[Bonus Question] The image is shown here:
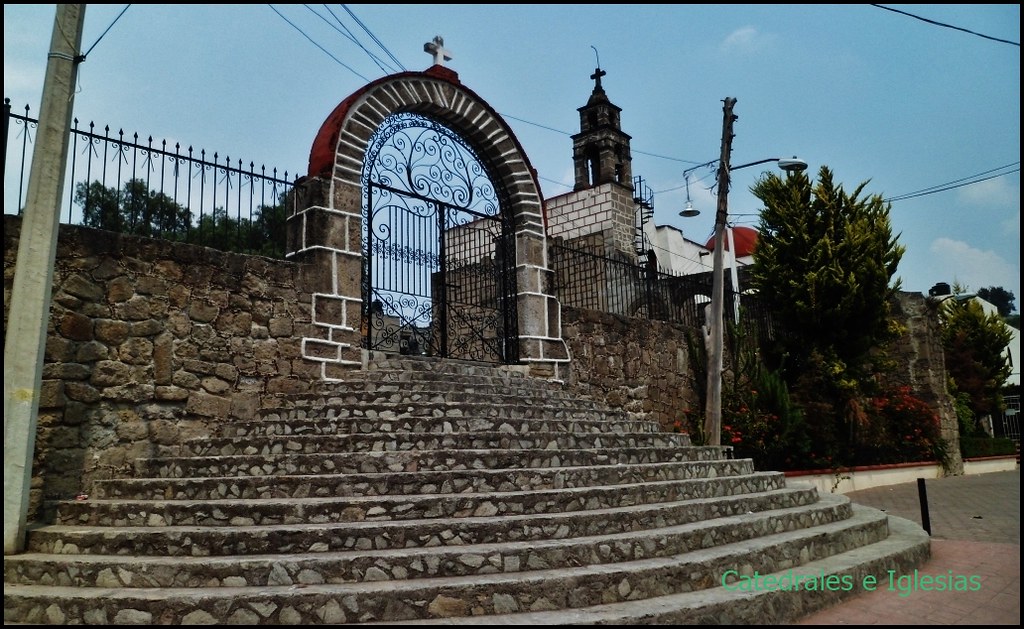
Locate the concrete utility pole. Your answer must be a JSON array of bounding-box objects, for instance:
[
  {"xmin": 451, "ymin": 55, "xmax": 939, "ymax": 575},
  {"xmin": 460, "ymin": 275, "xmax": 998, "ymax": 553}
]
[
  {"xmin": 703, "ymin": 97, "xmax": 737, "ymax": 448},
  {"xmin": 4, "ymin": 4, "xmax": 86, "ymax": 554}
]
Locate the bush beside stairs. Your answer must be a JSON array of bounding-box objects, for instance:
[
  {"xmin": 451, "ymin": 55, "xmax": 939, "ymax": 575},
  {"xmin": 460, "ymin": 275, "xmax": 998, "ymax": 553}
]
[{"xmin": 3, "ymin": 356, "xmax": 930, "ymax": 625}]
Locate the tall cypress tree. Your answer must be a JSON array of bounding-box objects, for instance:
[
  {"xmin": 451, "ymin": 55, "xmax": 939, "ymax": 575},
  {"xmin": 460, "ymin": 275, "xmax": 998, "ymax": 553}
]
[
  {"xmin": 745, "ymin": 166, "xmax": 907, "ymax": 464},
  {"xmin": 749, "ymin": 166, "xmax": 905, "ymax": 383}
]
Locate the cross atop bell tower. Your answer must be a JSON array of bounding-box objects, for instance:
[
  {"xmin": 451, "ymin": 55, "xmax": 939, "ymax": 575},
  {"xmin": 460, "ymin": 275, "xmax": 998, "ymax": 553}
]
[
  {"xmin": 424, "ymin": 36, "xmax": 453, "ymax": 67},
  {"xmin": 571, "ymin": 66, "xmax": 632, "ymax": 191}
]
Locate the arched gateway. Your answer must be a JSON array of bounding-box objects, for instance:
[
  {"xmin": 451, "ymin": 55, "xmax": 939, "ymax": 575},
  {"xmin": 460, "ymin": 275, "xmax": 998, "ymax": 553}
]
[{"xmin": 285, "ymin": 60, "xmax": 569, "ymax": 381}]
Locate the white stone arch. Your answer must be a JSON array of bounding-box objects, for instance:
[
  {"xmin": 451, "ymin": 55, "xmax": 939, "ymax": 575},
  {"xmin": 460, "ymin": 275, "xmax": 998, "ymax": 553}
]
[{"xmin": 286, "ymin": 67, "xmax": 569, "ymax": 381}]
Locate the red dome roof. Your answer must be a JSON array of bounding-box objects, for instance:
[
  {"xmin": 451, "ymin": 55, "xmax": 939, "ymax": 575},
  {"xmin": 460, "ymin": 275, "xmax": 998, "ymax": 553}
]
[{"xmin": 704, "ymin": 226, "xmax": 758, "ymax": 257}]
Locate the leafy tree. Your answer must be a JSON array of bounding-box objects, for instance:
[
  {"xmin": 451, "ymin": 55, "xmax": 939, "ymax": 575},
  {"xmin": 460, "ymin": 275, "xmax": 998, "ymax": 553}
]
[
  {"xmin": 939, "ymin": 293, "xmax": 1014, "ymax": 432},
  {"xmin": 245, "ymin": 194, "xmax": 289, "ymax": 258},
  {"xmin": 976, "ymin": 286, "xmax": 1017, "ymax": 319},
  {"xmin": 74, "ymin": 180, "xmax": 288, "ymax": 258},
  {"xmin": 749, "ymin": 166, "xmax": 905, "ymax": 383},
  {"xmin": 75, "ymin": 178, "xmax": 192, "ymax": 240},
  {"xmin": 77, "ymin": 180, "xmax": 125, "ymax": 232},
  {"xmin": 745, "ymin": 166, "xmax": 908, "ymax": 466}
]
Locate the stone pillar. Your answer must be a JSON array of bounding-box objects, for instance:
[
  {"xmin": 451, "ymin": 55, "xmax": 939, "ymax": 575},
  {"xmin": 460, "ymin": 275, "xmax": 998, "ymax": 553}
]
[
  {"xmin": 286, "ymin": 176, "xmax": 364, "ymax": 380},
  {"xmin": 894, "ymin": 292, "xmax": 964, "ymax": 475},
  {"xmin": 515, "ymin": 230, "xmax": 570, "ymax": 381}
]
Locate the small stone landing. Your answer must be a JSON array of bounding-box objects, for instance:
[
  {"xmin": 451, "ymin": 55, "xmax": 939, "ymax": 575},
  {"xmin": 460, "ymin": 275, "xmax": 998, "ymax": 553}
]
[{"xmin": 3, "ymin": 356, "xmax": 930, "ymax": 624}]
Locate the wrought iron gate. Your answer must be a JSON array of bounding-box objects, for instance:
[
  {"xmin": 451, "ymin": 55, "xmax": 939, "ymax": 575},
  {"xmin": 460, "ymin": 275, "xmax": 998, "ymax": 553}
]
[{"xmin": 361, "ymin": 113, "xmax": 518, "ymax": 364}]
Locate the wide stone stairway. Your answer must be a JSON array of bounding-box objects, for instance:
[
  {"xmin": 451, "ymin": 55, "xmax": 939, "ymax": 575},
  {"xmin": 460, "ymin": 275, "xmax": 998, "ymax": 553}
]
[{"xmin": 4, "ymin": 356, "xmax": 930, "ymax": 625}]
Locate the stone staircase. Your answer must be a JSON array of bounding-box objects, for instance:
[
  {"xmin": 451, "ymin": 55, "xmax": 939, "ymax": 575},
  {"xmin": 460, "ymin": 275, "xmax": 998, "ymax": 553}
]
[{"xmin": 3, "ymin": 356, "xmax": 930, "ymax": 625}]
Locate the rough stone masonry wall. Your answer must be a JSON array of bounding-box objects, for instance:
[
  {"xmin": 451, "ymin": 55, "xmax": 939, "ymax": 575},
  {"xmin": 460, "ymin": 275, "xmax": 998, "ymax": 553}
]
[
  {"xmin": 560, "ymin": 306, "xmax": 698, "ymax": 431},
  {"xmin": 888, "ymin": 292, "xmax": 965, "ymax": 474},
  {"xmin": 561, "ymin": 295, "xmax": 965, "ymax": 474},
  {"xmin": 3, "ymin": 215, "xmax": 320, "ymax": 518}
]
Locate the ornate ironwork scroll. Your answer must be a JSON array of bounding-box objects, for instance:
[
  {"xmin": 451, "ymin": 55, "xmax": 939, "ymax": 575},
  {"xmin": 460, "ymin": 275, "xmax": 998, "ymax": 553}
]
[{"xmin": 362, "ymin": 113, "xmax": 518, "ymax": 364}]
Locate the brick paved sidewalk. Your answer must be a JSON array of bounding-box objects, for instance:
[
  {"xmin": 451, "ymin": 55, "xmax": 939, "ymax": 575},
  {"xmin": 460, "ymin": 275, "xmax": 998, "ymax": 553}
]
[{"xmin": 796, "ymin": 468, "xmax": 1020, "ymax": 625}]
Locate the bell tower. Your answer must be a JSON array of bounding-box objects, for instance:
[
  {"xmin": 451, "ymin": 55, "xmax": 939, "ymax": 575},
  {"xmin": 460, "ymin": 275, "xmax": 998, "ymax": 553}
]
[
  {"xmin": 572, "ymin": 66, "xmax": 633, "ymax": 191},
  {"xmin": 545, "ymin": 64, "xmax": 643, "ymax": 259}
]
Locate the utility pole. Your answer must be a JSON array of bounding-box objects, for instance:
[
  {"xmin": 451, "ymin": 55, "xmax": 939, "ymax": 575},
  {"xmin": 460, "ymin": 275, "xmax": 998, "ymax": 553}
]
[
  {"xmin": 703, "ymin": 97, "xmax": 737, "ymax": 448},
  {"xmin": 4, "ymin": 4, "xmax": 86, "ymax": 554}
]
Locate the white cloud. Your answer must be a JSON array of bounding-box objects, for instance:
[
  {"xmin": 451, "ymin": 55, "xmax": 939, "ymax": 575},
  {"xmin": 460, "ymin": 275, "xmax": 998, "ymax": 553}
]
[
  {"xmin": 1001, "ymin": 211, "xmax": 1021, "ymax": 240},
  {"xmin": 720, "ymin": 27, "xmax": 775, "ymax": 54},
  {"xmin": 957, "ymin": 176, "xmax": 1020, "ymax": 209},
  {"xmin": 928, "ymin": 237, "xmax": 1019, "ymax": 298}
]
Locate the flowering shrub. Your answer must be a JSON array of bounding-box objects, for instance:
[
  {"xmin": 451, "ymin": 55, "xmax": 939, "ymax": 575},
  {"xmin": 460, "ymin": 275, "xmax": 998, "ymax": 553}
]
[
  {"xmin": 860, "ymin": 385, "xmax": 949, "ymax": 466},
  {"xmin": 719, "ymin": 368, "xmax": 813, "ymax": 471}
]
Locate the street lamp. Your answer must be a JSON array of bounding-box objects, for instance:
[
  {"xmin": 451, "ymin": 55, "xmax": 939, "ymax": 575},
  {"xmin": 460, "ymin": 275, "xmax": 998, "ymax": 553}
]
[{"xmin": 679, "ymin": 97, "xmax": 807, "ymax": 448}]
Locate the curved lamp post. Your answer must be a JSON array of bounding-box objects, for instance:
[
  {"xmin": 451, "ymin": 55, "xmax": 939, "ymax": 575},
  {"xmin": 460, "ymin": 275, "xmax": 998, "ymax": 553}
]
[{"xmin": 678, "ymin": 98, "xmax": 807, "ymax": 447}]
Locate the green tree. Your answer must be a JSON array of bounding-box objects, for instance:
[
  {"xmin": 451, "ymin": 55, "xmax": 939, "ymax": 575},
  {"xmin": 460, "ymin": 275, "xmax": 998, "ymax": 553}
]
[
  {"xmin": 75, "ymin": 178, "xmax": 192, "ymax": 240},
  {"xmin": 74, "ymin": 179, "xmax": 289, "ymax": 258},
  {"xmin": 976, "ymin": 286, "xmax": 1018, "ymax": 330},
  {"xmin": 976, "ymin": 286, "xmax": 1017, "ymax": 317},
  {"xmin": 191, "ymin": 198, "xmax": 288, "ymax": 258},
  {"xmin": 76, "ymin": 180, "xmax": 124, "ymax": 233},
  {"xmin": 939, "ymin": 294, "xmax": 1014, "ymax": 433},
  {"xmin": 246, "ymin": 193, "xmax": 289, "ymax": 258},
  {"xmin": 747, "ymin": 166, "xmax": 907, "ymax": 466},
  {"xmin": 749, "ymin": 166, "xmax": 905, "ymax": 382}
]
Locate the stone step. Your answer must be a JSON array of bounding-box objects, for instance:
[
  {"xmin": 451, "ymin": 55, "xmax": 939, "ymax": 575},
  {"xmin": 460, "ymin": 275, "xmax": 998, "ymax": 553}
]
[
  {"xmin": 2, "ymin": 506, "xmax": 905, "ymax": 625},
  {"xmin": 51, "ymin": 473, "xmax": 787, "ymax": 527},
  {"xmin": 138, "ymin": 446, "xmax": 730, "ymax": 479},
  {"xmin": 93, "ymin": 459, "xmax": 755, "ymax": 501},
  {"xmin": 358, "ymin": 357, "xmax": 552, "ymax": 380},
  {"xmin": 352, "ymin": 512, "xmax": 932, "ymax": 626},
  {"xmin": 268, "ymin": 384, "xmax": 615, "ymax": 408},
  {"xmin": 221, "ymin": 416, "xmax": 661, "ymax": 439},
  {"xmin": 6, "ymin": 494, "xmax": 851, "ymax": 588},
  {"xmin": 254, "ymin": 400, "xmax": 634, "ymax": 423},
  {"xmin": 165, "ymin": 431, "xmax": 693, "ymax": 458},
  {"xmin": 313, "ymin": 367, "xmax": 568, "ymax": 391},
  {"xmin": 25, "ymin": 485, "xmax": 820, "ymax": 557}
]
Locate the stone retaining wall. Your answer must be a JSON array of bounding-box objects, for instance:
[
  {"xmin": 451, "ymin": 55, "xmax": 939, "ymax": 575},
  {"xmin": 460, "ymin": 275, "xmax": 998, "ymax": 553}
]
[
  {"xmin": 4, "ymin": 215, "xmax": 320, "ymax": 516},
  {"xmin": 560, "ymin": 306, "xmax": 697, "ymax": 430}
]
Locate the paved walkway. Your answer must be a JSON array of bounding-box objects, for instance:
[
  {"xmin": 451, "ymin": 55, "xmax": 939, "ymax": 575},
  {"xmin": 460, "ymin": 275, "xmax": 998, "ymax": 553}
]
[{"xmin": 796, "ymin": 467, "xmax": 1020, "ymax": 625}]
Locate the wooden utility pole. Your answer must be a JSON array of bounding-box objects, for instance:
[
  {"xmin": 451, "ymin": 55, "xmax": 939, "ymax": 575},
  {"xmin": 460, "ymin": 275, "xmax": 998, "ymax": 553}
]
[
  {"xmin": 4, "ymin": 4, "xmax": 86, "ymax": 554},
  {"xmin": 704, "ymin": 97, "xmax": 737, "ymax": 447}
]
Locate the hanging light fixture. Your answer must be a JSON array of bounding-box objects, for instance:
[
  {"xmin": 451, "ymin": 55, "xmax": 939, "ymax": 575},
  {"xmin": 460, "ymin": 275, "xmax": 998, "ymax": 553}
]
[{"xmin": 679, "ymin": 173, "xmax": 700, "ymax": 217}]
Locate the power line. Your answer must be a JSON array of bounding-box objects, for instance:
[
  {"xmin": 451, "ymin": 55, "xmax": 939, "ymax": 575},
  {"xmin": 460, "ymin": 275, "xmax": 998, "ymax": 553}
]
[
  {"xmin": 499, "ymin": 112, "xmax": 708, "ymax": 166},
  {"xmin": 871, "ymin": 4, "xmax": 1020, "ymax": 47},
  {"xmin": 313, "ymin": 4, "xmax": 399, "ymax": 75},
  {"xmin": 886, "ymin": 162, "xmax": 1020, "ymax": 203},
  {"xmin": 267, "ymin": 4, "xmax": 371, "ymax": 83},
  {"xmin": 538, "ymin": 175, "xmax": 573, "ymax": 190},
  {"xmin": 80, "ymin": 5, "xmax": 131, "ymax": 59},
  {"xmin": 341, "ymin": 4, "xmax": 407, "ymax": 72},
  {"xmin": 500, "ymin": 113, "xmax": 572, "ymax": 136}
]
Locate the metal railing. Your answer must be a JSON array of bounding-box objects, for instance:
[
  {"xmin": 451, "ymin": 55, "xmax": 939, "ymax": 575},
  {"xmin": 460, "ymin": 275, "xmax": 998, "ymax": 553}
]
[
  {"xmin": 549, "ymin": 239, "xmax": 774, "ymax": 334},
  {"xmin": 998, "ymin": 394, "xmax": 1020, "ymax": 442},
  {"xmin": 4, "ymin": 98, "xmax": 297, "ymax": 257}
]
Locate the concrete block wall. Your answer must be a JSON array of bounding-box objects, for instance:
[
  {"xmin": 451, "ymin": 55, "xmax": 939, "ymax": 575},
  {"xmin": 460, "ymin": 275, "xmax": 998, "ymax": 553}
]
[{"xmin": 546, "ymin": 183, "xmax": 637, "ymax": 259}]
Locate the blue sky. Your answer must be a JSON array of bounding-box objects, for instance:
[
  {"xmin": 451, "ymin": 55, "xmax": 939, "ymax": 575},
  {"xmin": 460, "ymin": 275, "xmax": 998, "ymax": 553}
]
[{"xmin": 4, "ymin": 4, "xmax": 1020, "ymax": 309}]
